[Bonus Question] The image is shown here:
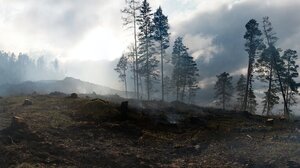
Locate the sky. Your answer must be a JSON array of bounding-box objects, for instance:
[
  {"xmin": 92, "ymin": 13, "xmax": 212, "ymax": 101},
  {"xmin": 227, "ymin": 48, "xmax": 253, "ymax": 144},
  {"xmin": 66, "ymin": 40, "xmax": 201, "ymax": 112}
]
[{"xmin": 0, "ymin": 0, "xmax": 300, "ymax": 90}]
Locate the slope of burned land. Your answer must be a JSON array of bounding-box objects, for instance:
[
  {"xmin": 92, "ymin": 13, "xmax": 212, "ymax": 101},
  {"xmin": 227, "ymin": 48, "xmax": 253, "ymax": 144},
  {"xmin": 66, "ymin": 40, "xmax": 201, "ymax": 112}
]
[{"xmin": 0, "ymin": 94, "xmax": 299, "ymax": 168}]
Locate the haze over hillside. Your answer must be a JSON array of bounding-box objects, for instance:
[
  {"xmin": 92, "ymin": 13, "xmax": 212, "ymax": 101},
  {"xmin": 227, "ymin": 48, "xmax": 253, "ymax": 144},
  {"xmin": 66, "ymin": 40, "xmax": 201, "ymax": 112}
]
[
  {"xmin": 0, "ymin": 1, "xmax": 300, "ymax": 167},
  {"xmin": 0, "ymin": 77, "xmax": 128, "ymax": 97},
  {"xmin": 0, "ymin": 0, "xmax": 299, "ymax": 116}
]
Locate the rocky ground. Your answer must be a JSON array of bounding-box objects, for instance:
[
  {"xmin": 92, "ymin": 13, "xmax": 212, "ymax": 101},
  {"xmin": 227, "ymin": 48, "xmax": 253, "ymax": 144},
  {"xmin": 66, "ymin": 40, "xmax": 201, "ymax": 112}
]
[{"xmin": 0, "ymin": 94, "xmax": 299, "ymax": 168}]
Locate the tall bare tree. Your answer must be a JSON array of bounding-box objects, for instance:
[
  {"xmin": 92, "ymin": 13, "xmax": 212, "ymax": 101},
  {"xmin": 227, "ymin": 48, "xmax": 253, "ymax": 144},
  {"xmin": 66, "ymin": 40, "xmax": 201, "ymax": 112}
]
[
  {"xmin": 262, "ymin": 17, "xmax": 289, "ymax": 117},
  {"xmin": 121, "ymin": 0, "xmax": 140, "ymax": 99}
]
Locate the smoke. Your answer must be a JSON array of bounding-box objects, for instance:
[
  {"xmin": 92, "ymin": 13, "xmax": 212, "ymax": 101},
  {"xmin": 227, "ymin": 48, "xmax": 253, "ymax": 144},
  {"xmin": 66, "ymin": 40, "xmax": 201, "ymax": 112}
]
[
  {"xmin": 0, "ymin": 51, "xmax": 64, "ymax": 85},
  {"xmin": 63, "ymin": 59, "xmax": 121, "ymax": 90}
]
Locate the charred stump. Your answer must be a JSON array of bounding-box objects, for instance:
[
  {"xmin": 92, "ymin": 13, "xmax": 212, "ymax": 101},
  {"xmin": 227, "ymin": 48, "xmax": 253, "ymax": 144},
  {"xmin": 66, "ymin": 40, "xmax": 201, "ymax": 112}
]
[
  {"xmin": 11, "ymin": 116, "xmax": 28, "ymax": 130},
  {"xmin": 266, "ymin": 118, "xmax": 274, "ymax": 126},
  {"xmin": 121, "ymin": 101, "xmax": 128, "ymax": 120},
  {"xmin": 23, "ymin": 99, "xmax": 33, "ymax": 106},
  {"xmin": 70, "ymin": 93, "xmax": 78, "ymax": 99}
]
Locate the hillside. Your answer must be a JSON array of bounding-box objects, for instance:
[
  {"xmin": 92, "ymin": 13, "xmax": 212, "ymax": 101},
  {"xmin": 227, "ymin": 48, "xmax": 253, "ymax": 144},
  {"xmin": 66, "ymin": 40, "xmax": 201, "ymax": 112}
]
[{"xmin": 0, "ymin": 77, "xmax": 129, "ymax": 97}]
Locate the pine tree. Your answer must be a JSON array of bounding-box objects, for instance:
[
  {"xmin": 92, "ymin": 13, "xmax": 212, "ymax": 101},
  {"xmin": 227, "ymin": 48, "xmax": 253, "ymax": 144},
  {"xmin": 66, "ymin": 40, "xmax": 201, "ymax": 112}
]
[
  {"xmin": 262, "ymin": 17, "xmax": 278, "ymax": 112},
  {"xmin": 153, "ymin": 6, "xmax": 170, "ymax": 101},
  {"xmin": 172, "ymin": 37, "xmax": 186, "ymax": 100},
  {"xmin": 163, "ymin": 76, "xmax": 173, "ymax": 101},
  {"xmin": 261, "ymin": 17, "xmax": 288, "ymax": 116},
  {"xmin": 282, "ymin": 49, "xmax": 299, "ymax": 112},
  {"xmin": 256, "ymin": 17, "xmax": 289, "ymax": 116},
  {"xmin": 214, "ymin": 72, "xmax": 233, "ymax": 110},
  {"xmin": 256, "ymin": 45, "xmax": 280, "ymax": 115},
  {"xmin": 121, "ymin": 0, "xmax": 140, "ymax": 99},
  {"xmin": 236, "ymin": 74, "xmax": 246, "ymax": 110},
  {"xmin": 187, "ymin": 85, "xmax": 199, "ymax": 104},
  {"xmin": 171, "ymin": 37, "xmax": 199, "ymax": 102},
  {"xmin": 126, "ymin": 44, "xmax": 137, "ymax": 94},
  {"xmin": 237, "ymin": 74, "xmax": 257, "ymax": 113},
  {"xmin": 243, "ymin": 19, "xmax": 263, "ymax": 111},
  {"xmin": 137, "ymin": 0, "xmax": 158, "ymax": 100},
  {"xmin": 115, "ymin": 54, "xmax": 129, "ymax": 98},
  {"xmin": 261, "ymin": 82, "xmax": 279, "ymax": 114},
  {"xmin": 247, "ymin": 89, "xmax": 258, "ymax": 114},
  {"xmin": 185, "ymin": 52, "xmax": 200, "ymax": 103}
]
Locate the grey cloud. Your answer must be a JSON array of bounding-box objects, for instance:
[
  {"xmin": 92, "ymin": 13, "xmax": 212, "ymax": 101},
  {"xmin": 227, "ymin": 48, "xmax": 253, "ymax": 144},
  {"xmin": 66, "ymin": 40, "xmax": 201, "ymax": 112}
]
[
  {"xmin": 172, "ymin": 0, "xmax": 300, "ymax": 79},
  {"xmin": 1, "ymin": 0, "xmax": 300, "ymax": 108},
  {"xmin": 6, "ymin": 0, "xmax": 122, "ymax": 48}
]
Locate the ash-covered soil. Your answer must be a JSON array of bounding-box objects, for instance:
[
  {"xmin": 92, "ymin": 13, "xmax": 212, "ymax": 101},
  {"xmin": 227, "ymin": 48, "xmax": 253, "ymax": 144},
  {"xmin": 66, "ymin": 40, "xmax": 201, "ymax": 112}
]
[{"xmin": 0, "ymin": 95, "xmax": 299, "ymax": 168}]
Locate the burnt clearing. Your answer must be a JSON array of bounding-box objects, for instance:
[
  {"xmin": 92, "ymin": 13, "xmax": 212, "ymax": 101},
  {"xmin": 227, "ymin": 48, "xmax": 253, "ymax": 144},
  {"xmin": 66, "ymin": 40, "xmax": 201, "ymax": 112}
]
[{"xmin": 0, "ymin": 95, "xmax": 299, "ymax": 168}]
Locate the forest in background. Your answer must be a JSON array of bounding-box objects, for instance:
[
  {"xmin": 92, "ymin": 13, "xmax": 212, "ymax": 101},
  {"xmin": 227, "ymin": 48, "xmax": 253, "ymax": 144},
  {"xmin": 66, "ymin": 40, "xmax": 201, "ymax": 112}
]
[
  {"xmin": 115, "ymin": 0, "xmax": 299, "ymax": 118},
  {"xmin": 0, "ymin": 51, "xmax": 63, "ymax": 84}
]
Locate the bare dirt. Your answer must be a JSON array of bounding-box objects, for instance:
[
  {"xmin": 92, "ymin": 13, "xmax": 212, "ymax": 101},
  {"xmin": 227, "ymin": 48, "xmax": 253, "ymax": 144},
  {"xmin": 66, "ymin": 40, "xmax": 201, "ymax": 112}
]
[{"xmin": 0, "ymin": 95, "xmax": 299, "ymax": 168}]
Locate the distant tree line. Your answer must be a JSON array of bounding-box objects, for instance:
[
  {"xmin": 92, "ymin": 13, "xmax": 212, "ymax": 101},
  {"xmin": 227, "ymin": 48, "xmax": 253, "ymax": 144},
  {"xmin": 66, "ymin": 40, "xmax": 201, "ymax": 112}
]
[
  {"xmin": 214, "ymin": 17, "xmax": 299, "ymax": 119},
  {"xmin": 116, "ymin": 0, "xmax": 199, "ymax": 102},
  {"xmin": 0, "ymin": 51, "xmax": 63, "ymax": 85}
]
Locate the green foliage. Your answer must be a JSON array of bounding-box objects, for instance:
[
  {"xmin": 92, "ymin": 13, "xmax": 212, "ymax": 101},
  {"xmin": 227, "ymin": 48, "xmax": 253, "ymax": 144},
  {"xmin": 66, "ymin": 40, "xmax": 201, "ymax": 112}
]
[
  {"xmin": 262, "ymin": 16, "xmax": 278, "ymax": 46},
  {"xmin": 256, "ymin": 17, "xmax": 287, "ymax": 116},
  {"xmin": 243, "ymin": 19, "xmax": 263, "ymax": 111},
  {"xmin": 163, "ymin": 76, "xmax": 173, "ymax": 100},
  {"xmin": 247, "ymin": 89, "xmax": 257, "ymax": 114},
  {"xmin": 214, "ymin": 72, "xmax": 233, "ymax": 110},
  {"xmin": 262, "ymin": 83, "xmax": 280, "ymax": 115},
  {"xmin": 282, "ymin": 49, "xmax": 299, "ymax": 112},
  {"xmin": 115, "ymin": 54, "xmax": 128, "ymax": 83},
  {"xmin": 137, "ymin": 0, "xmax": 159, "ymax": 100},
  {"xmin": 153, "ymin": 7, "xmax": 170, "ymax": 50},
  {"xmin": 115, "ymin": 54, "xmax": 129, "ymax": 97},
  {"xmin": 257, "ymin": 45, "xmax": 282, "ymax": 115},
  {"xmin": 171, "ymin": 37, "xmax": 199, "ymax": 102},
  {"xmin": 153, "ymin": 6, "xmax": 170, "ymax": 101},
  {"xmin": 236, "ymin": 74, "xmax": 246, "ymax": 110},
  {"xmin": 244, "ymin": 19, "xmax": 264, "ymax": 55}
]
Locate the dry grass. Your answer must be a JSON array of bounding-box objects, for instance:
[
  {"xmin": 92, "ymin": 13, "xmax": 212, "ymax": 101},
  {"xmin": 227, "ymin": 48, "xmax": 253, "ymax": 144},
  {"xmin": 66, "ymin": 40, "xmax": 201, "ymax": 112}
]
[
  {"xmin": 14, "ymin": 163, "xmax": 45, "ymax": 168},
  {"xmin": 75, "ymin": 98, "xmax": 120, "ymax": 121}
]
